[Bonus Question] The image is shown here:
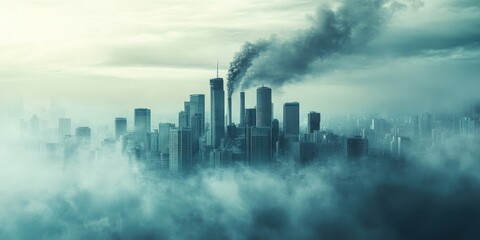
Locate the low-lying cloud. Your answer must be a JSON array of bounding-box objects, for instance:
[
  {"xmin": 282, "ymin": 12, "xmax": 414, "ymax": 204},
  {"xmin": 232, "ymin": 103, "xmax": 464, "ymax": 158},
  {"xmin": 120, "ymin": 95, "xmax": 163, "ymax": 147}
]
[{"xmin": 1, "ymin": 120, "xmax": 480, "ymax": 239}]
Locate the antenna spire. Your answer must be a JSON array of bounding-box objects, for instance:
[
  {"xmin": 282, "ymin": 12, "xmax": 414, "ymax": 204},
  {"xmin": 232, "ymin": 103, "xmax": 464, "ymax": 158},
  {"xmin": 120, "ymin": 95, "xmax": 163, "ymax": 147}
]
[{"xmin": 216, "ymin": 61, "xmax": 219, "ymax": 78}]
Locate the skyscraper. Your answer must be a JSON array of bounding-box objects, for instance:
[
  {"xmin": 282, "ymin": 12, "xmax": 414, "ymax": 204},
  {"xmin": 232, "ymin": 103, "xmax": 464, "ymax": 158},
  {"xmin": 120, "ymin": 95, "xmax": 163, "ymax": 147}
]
[
  {"xmin": 210, "ymin": 78, "xmax": 225, "ymax": 148},
  {"xmin": 246, "ymin": 127, "xmax": 272, "ymax": 166},
  {"xmin": 347, "ymin": 136, "xmax": 368, "ymax": 160},
  {"xmin": 134, "ymin": 108, "xmax": 151, "ymax": 133},
  {"xmin": 283, "ymin": 102, "xmax": 300, "ymax": 136},
  {"xmin": 115, "ymin": 117, "xmax": 127, "ymax": 139},
  {"xmin": 59, "ymin": 118, "xmax": 71, "ymax": 138},
  {"xmin": 256, "ymin": 86, "xmax": 272, "ymax": 127},
  {"xmin": 159, "ymin": 123, "xmax": 175, "ymax": 154},
  {"xmin": 189, "ymin": 94, "xmax": 205, "ymax": 135},
  {"xmin": 169, "ymin": 128, "xmax": 193, "ymax": 173},
  {"xmin": 240, "ymin": 92, "xmax": 245, "ymax": 126},
  {"xmin": 178, "ymin": 111, "xmax": 189, "ymax": 128},
  {"xmin": 75, "ymin": 127, "xmax": 91, "ymax": 146},
  {"xmin": 307, "ymin": 112, "xmax": 321, "ymax": 133},
  {"xmin": 245, "ymin": 108, "xmax": 256, "ymax": 127}
]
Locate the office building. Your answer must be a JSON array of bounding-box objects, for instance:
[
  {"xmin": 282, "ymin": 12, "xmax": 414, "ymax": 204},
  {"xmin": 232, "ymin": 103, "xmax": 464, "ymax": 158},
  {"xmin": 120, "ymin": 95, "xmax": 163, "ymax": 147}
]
[
  {"xmin": 246, "ymin": 126, "xmax": 272, "ymax": 166},
  {"xmin": 347, "ymin": 136, "xmax": 368, "ymax": 160},
  {"xmin": 75, "ymin": 127, "xmax": 91, "ymax": 146},
  {"xmin": 169, "ymin": 128, "xmax": 193, "ymax": 173},
  {"xmin": 210, "ymin": 78, "xmax": 225, "ymax": 148},
  {"xmin": 159, "ymin": 123, "xmax": 175, "ymax": 154},
  {"xmin": 283, "ymin": 102, "xmax": 300, "ymax": 136},
  {"xmin": 115, "ymin": 117, "xmax": 127, "ymax": 139},
  {"xmin": 189, "ymin": 94, "xmax": 205, "ymax": 136},
  {"xmin": 134, "ymin": 108, "xmax": 151, "ymax": 133},
  {"xmin": 308, "ymin": 112, "xmax": 321, "ymax": 133},
  {"xmin": 245, "ymin": 108, "xmax": 256, "ymax": 127},
  {"xmin": 256, "ymin": 86, "xmax": 272, "ymax": 127},
  {"xmin": 59, "ymin": 118, "xmax": 71, "ymax": 138}
]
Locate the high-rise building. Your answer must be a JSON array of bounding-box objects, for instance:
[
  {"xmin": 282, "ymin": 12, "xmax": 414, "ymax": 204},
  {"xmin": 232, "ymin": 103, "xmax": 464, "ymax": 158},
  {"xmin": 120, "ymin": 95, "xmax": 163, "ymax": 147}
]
[
  {"xmin": 246, "ymin": 127, "xmax": 272, "ymax": 166},
  {"xmin": 256, "ymin": 86, "xmax": 272, "ymax": 127},
  {"xmin": 347, "ymin": 136, "xmax": 368, "ymax": 160},
  {"xmin": 245, "ymin": 108, "xmax": 256, "ymax": 127},
  {"xmin": 307, "ymin": 112, "xmax": 321, "ymax": 133},
  {"xmin": 272, "ymin": 119, "xmax": 280, "ymax": 153},
  {"xmin": 134, "ymin": 108, "xmax": 151, "ymax": 133},
  {"xmin": 159, "ymin": 123, "xmax": 175, "ymax": 154},
  {"xmin": 189, "ymin": 94, "xmax": 205, "ymax": 135},
  {"xmin": 240, "ymin": 92, "xmax": 246, "ymax": 127},
  {"xmin": 210, "ymin": 78, "xmax": 225, "ymax": 148},
  {"xmin": 283, "ymin": 102, "xmax": 300, "ymax": 136},
  {"xmin": 169, "ymin": 128, "xmax": 193, "ymax": 173},
  {"xmin": 178, "ymin": 111, "xmax": 189, "ymax": 128},
  {"xmin": 75, "ymin": 127, "xmax": 91, "ymax": 146},
  {"xmin": 59, "ymin": 118, "xmax": 71, "ymax": 138},
  {"xmin": 30, "ymin": 115, "xmax": 39, "ymax": 136},
  {"xmin": 115, "ymin": 117, "xmax": 127, "ymax": 139}
]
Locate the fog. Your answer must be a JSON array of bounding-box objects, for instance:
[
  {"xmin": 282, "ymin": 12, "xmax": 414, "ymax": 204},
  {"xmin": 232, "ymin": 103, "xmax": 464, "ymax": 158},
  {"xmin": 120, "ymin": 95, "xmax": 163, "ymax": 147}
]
[{"xmin": 1, "ymin": 118, "xmax": 479, "ymax": 240}]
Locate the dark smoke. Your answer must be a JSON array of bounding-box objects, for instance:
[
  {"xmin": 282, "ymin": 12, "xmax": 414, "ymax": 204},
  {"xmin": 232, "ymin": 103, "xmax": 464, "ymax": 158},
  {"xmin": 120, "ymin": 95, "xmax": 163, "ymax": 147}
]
[{"xmin": 227, "ymin": 0, "xmax": 400, "ymax": 95}]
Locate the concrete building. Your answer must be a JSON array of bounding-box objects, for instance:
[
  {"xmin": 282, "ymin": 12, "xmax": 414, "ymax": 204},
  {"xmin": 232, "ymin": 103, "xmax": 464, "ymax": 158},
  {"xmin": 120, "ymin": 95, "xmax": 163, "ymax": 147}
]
[
  {"xmin": 210, "ymin": 78, "xmax": 225, "ymax": 148},
  {"xmin": 308, "ymin": 112, "xmax": 321, "ymax": 134},
  {"xmin": 59, "ymin": 118, "xmax": 72, "ymax": 139},
  {"xmin": 256, "ymin": 86, "xmax": 272, "ymax": 127},
  {"xmin": 283, "ymin": 102, "xmax": 300, "ymax": 136},
  {"xmin": 347, "ymin": 136, "xmax": 368, "ymax": 160},
  {"xmin": 134, "ymin": 108, "xmax": 151, "ymax": 133},
  {"xmin": 115, "ymin": 117, "xmax": 127, "ymax": 139},
  {"xmin": 169, "ymin": 128, "xmax": 193, "ymax": 173}
]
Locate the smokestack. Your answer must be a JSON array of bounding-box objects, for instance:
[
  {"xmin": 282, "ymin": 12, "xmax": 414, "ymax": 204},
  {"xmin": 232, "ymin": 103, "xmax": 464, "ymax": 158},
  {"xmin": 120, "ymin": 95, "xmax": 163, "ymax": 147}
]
[
  {"xmin": 240, "ymin": 92, "xmax": 245, "ymax": 126},
  {"xmin": 228, "ymin": 96, "xmax": 232, "ymax": 125}
]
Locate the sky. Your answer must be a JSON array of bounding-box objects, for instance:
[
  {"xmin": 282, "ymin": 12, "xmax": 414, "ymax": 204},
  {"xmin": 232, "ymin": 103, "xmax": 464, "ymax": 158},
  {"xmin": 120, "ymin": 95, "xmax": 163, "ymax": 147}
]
[{"xmin": 0, "ymin": 0, "xmax": 479, "ymax": 123}]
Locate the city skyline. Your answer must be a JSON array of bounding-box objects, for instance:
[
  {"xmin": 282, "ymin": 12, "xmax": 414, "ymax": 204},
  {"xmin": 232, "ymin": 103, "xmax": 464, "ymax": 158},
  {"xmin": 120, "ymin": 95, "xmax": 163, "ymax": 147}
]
[{"xmin": 1, "ymin": 0, "xmax": 480, "ymax": 239}]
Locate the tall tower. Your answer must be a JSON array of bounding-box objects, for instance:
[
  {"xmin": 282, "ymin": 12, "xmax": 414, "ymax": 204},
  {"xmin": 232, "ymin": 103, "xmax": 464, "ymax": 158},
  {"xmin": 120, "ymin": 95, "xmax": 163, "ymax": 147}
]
[
  {"xmin": 240, "ymin": 92, "xmax": 245, "ymax": 126},
  {"xmin": 283, "ymin": 102, "xmax": 300, "ymax": 136},
  {"xmin": 256, "ymin": 86, "xmax": 272, "ymax": 127},
  {"xmin": 210, "ymin": 78, "xmax": 225, "ymax": 148},
  {"xmin": 115, "ymin": 117, "xmax": 127, "ymax": 139},
  {"xmin": 134, "ymin": 108, "xmax": 151, "ymax": 133},
  {"xmin": 59, "ymin": 118, "xmax": 72, "ymax": 139},
  {"xmin": 189, "ymin": 94, "xmax": 205, "ymax": 135},
  {"xmin": 169, "ymin": 128, "xmax": 193, "ymax": 172},
  {"xmin": 245, "ymin": 108, "xmax": 256, "ymax": 127},
  {"xmin": 307, "ymin": 112, "xmax": 321, "ymax": 133}
]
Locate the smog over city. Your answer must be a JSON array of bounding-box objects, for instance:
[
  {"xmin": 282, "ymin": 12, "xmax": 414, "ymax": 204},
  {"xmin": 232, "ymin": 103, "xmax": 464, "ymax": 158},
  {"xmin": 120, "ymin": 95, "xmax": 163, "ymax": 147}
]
[{"xmin": 1, "ymin": 0, "xmax": 480, "ymax": 239}]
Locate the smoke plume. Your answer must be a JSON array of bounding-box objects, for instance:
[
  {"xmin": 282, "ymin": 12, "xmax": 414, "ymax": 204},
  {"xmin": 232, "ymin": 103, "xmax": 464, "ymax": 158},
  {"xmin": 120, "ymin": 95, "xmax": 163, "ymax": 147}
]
[{"xmin": 227, "ymin": 0, "xmax": 401, "ymax": 96}]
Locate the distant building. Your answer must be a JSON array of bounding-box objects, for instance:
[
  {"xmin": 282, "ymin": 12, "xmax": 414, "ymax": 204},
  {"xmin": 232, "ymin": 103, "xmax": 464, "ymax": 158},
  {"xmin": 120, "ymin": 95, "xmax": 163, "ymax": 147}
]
[
  {"xmin": 134, "ymin": 108, "xmax": 151, "ymax": 133},
  {"xmin": 115, "ymin": 117, "xmax": 127, "ymax": 139},
  {"xmin": 239, "ymin": 92, "xmax": 246, "ymax": 126},
  {"xmin": 59, "ymin": 118, "xmax": 72, "ymax": 139},
  {"xmin": 169, "ymin": 128, "xmax": 193, "ymax": 173},
  {"xmin": 210, "ymin": 78, "xmax": 225, "ymax": 148},
  {"xmin": 245, "ymin": 108, "xmax": 256, "ymax": 127},
  {"xmin": 210, "ymin": 149, "xmax": 233, "ymax": 168},
  {"xmin": 76, "ymin": 127, "xmax": 91, "ymax": 146},
  {"xmin": 256, "ymin": 86, "xmax": 272, "ymax": 127},
  {"xmin": 246, "ymin": 127, "xmax": 272, "ymax": 166},
  {"xmin": 178, "ymin": 111, "xmax": 189, "ymax": 128},
  {"xmin": 283, "ymin": 102, "xmax": 300, "ymax": 136},
  {"xmin": 308, "ymin": 112, "xmax": 321, "ymax": 134},
  {"xmin": 159, "ymin": 123, "xmax": 175, "ymax": 154},
  {"xmin": 189, "ymin": 94, "xmax": 205, "ymax": 135},
  {"xmin": 347, "ymin": 136, "xmax": 368, "ymax": 160}
]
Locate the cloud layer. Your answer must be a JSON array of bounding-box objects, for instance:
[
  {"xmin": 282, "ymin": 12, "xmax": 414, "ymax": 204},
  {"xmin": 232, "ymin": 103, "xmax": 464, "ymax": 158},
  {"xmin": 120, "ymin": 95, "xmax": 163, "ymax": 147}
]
[{"xmin": 1, "ymin": 120, "xmax": 480, "ymax": 239}]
